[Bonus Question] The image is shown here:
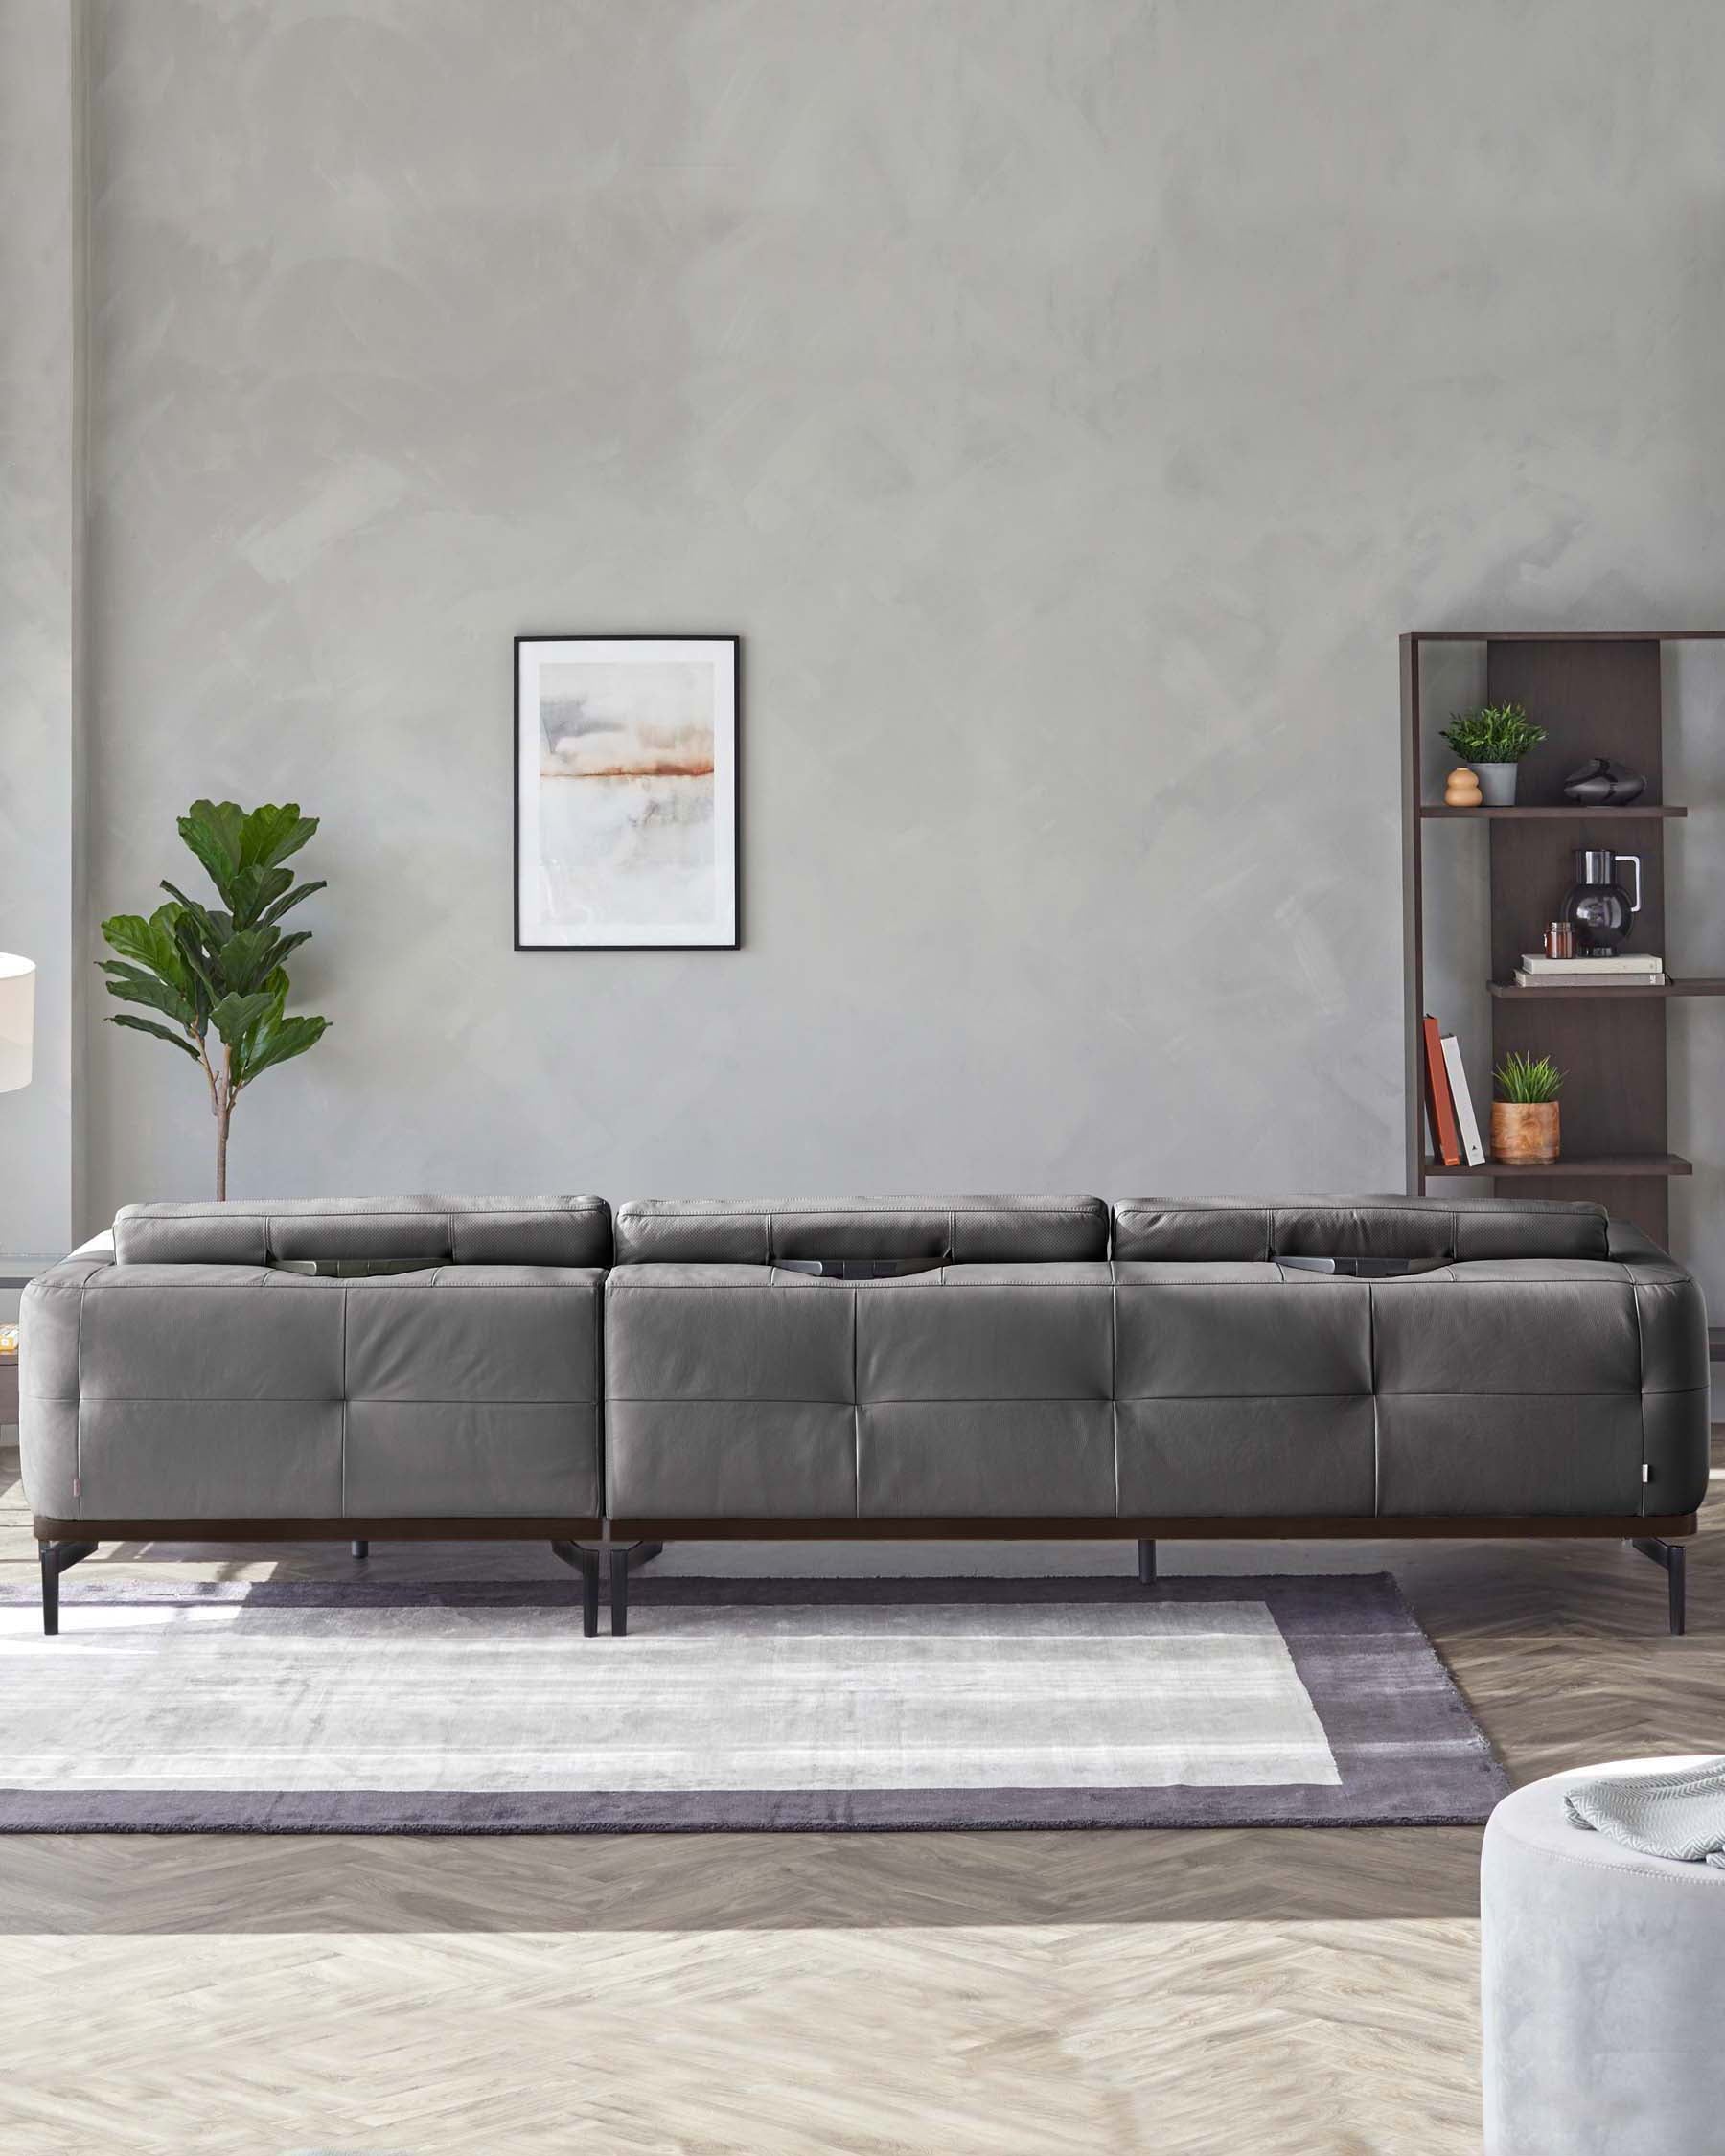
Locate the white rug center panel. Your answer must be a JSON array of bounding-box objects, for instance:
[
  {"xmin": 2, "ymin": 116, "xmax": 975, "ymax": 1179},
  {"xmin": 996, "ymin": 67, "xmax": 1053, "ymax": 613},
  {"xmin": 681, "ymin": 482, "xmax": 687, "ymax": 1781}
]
[{"xmin": 0, "ymin": 1599, "xmax": 1341, "ymax": 1793}]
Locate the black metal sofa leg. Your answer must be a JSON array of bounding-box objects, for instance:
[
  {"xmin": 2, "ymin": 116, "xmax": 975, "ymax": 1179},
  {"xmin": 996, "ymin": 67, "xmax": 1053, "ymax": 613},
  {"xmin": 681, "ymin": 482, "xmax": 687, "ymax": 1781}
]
[
  {"xmin": 550, "ymin": 1542, "xmax": 602, "ymax": 1637},
  {"xmin": 1631, "ymin": 1538, "xmax": 1687, "ymax": 1636},
  {"xmin": 350, "ymin": 1539, "xmax": 369, "ymax": 1560},
  {"xmin": 1138, "ymin": 1539, "xmax": 1156, "ymax": 1585},
  {"xmin": 38, "ymin": 1540, "xmax": 98, "ymax": 1638},
  {"xmin": 608, "ymin": 1540, "xmax": 665, "ymax": 1638}
]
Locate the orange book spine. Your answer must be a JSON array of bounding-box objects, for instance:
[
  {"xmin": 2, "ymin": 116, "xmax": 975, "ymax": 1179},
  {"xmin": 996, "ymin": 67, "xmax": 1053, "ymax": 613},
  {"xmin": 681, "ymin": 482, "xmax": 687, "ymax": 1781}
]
[{"xmin": 1422, "ymin": 1015, "xmax": 1461, "ymax": 1168}]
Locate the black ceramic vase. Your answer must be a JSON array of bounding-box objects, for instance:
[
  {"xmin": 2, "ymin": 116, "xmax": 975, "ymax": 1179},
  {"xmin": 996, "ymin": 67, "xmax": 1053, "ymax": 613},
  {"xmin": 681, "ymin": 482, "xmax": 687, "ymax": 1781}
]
[{"xmin": 1562, "ymin": 757, "xmax": 1646, "ymax": 807}]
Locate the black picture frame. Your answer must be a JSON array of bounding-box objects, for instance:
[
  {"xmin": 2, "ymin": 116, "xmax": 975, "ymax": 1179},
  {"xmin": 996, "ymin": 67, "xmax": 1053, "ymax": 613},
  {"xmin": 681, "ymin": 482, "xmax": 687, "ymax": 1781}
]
[{"xmin": 513, "ymin": 634, "xmax": 741, "ymax": 951}]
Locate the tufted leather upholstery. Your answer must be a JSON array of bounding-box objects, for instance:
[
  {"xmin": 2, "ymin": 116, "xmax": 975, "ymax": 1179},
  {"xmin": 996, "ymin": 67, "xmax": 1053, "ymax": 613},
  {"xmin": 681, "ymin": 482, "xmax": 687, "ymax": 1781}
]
[
  {"xmin": 113, "ymin": 1194, "xmax": 612, "ymax": 1269},
  {"xmin": 22, "ymin": 1204, "xmax": 606, "ymax": 1521},
  {"xmin": 606, "ymin": 1259, "xmax": 1118, "ymax": 1517},
  {"xmin": 612, "ymin": 1195, "xmax": 1109, "ymax": 1265},
  {"xmin": 1112, "ymin": 1194, "xmax": 1610, "ymax": 1263},
  {"xmin": 604, "ymin": 1198, "xmax": 1710, "ymax": 1523},
  {"xmin": 19, "ymin": 1191, "xmax": 1710, "ymax": 1536}
]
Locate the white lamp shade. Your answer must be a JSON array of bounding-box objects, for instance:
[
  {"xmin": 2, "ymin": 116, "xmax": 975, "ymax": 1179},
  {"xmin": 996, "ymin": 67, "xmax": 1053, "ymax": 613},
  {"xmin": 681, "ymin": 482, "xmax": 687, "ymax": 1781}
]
[{"xmin": 0, "ymin": 954, "xmax": 35, "ymax": 1092}]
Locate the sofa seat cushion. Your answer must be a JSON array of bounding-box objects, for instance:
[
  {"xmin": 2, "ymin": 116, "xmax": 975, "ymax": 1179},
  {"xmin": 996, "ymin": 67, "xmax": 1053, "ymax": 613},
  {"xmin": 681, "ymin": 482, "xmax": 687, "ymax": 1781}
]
[
  {"xmin": 20, "ymin": 1261, "xmax": 603, "ymax": 1522},
  {"xmin": 604, "ymin": 1260, "xmax": 1116, "ymax": 1520},
  {"xmin": 605, "ymin": 1265, "xmax": 856, "ymax": 1401},
  {"xmin": 1113, "ymin": 1261, "xmax": 1376, "ymax": 1518},
  {"xmin": 1114, "ymin": 1252, "xmax": 1691, "ymax": 1519},
  {"xmin": 1370, "ymin": 1261, "xmax": 1642, "ymax": 1395},
  {"xmin": 604, "ymin": 1235, "xmax": 1709, "ymax": 1525},
  {"xmin": 1369, "ymin": 1258, "xmax": 1660, "ymax": 1518}
]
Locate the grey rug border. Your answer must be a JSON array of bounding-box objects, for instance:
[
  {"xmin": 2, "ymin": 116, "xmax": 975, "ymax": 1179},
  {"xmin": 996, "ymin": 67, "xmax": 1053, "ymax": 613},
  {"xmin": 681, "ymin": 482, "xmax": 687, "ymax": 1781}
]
[{"xmin": 0, "ymin": 1572, "xmax": 1508, "ymax": 1834}]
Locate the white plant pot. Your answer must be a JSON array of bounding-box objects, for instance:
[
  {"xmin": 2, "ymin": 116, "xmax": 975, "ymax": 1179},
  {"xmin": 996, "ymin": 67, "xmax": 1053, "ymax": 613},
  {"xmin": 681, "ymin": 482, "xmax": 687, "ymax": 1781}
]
[{"xmin": 1472, "ymin": 762, "xmax": 1519, "ymax": 806}]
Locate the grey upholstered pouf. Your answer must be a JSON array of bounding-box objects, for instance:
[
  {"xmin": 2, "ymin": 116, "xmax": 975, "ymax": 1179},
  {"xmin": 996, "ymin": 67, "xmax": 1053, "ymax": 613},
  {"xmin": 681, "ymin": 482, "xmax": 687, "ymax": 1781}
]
[{"xmin": 1483, "ymin": 1759, "xmax": 1725, "ymax": 2156}]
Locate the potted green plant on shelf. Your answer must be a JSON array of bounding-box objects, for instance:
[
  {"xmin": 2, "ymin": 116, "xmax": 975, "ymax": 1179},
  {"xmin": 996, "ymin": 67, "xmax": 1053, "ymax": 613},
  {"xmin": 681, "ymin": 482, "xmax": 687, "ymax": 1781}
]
[
  {"xmin": 1440, "ymin": 703, "xmax": 1547, "ymax": 805},
  {"xmin": 98, "ymin": 800, "xmax": 330, "ymax": 1200},
  {"xmin": 1491, "ymin": 1051, "xmax": 1563, "ymax": 1164}
]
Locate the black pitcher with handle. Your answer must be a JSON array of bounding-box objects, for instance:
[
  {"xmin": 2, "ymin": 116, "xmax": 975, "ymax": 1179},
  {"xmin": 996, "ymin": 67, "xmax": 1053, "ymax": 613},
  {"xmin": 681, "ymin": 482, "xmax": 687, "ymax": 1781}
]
[{"xmin": 1561, "ymin": 847, "xmax": 1642, "ymax": 954}]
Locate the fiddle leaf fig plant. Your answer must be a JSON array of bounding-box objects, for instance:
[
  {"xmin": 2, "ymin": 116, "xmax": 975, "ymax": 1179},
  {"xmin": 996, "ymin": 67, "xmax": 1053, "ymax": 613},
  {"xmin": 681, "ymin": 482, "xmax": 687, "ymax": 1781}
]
[{"xmin": 100, "ymin": 800, "xmax": 330, "ymax": 1199}]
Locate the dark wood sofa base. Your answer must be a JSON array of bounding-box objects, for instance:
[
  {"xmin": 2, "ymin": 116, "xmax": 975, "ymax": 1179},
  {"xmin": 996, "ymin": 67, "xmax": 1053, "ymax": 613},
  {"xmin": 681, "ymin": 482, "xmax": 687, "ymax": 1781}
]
[
  {"xmin": 32, "ymin": 1515, "xmax": 609, "ymax": 1639},
  {"xmin": 32, "ymin": 1516, "xmax": 606, "ymax": 1542},
  {"xmin": 606, "ymin": 1514, "xmax": 1696, "ymax": 1542},
  {"xmin": 34, "ymin": 1513, "xmax": 1696, "ymax": 1638},
  {"xmin": 602, "ymin": 1514, "xmax": 1698, "ymax": 1638}
]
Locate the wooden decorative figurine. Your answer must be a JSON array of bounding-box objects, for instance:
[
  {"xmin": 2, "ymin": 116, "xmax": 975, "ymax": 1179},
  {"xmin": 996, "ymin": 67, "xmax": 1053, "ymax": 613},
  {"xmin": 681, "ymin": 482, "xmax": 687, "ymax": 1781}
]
[{"xmin": 1444, "ymin": 767, "xmax": 1484, "ymax": 807}]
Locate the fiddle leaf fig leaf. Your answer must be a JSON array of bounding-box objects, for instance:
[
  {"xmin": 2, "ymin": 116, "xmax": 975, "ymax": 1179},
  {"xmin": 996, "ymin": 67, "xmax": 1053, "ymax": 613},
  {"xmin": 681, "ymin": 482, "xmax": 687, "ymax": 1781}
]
[
  {"xmin": 240, "ymin": 803, "xmax": 318, "ymax": 871},
  {"xmin": 209, "ymin": 991, "xmax": 275, "ymax": 1048},
  {"xmin": 100, "ymin": 907, "xmax": 184, "ymax": 983},
  {"xmin": 100, "ymin": 964, "xmax": 197, "ymax": 1028},
  {"xmin": 265, "ymin": 929, "xmax": 311, "ymax": 971},
  {"xmin": 101, "ymin": 909, "xmax": 171, "ymax": 978},
  {"xmin": 239, "ymin": 1009, "xmax": 329, "ymax": 1087},
  {"xmin": 99, "ymin": 913, "xmax": 156, "ymax": 968},
  {"xmin": 159, "ymin": 881, "xmax": 232, "ymax": 945},
  {"xmin": 111, "ymin": 1013, "xmax": 202, "ymax": 1060},
  {"xmin": 258, "ymin": 879, "xmax": 325, "ymax": 927},
  {"xmin": 176, "ymin": 801, "xmax": 248, "ymax": 900},
  {"xmin": 169, "ymin": 919, "xmax": 218, "ymax": 1018},
  {"xmin": 224, "ymin": 863, "xmax": 294, "ymax": 930},
  {"xmin": 215, "ymin": 928, "xmax": 280, "ymax": 997}
]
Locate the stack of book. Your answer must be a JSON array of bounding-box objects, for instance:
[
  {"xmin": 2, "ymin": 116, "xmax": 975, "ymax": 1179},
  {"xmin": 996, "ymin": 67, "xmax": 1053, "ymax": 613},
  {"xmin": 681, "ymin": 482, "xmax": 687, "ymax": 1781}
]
[
  {"xmin": 1421, "ymin": 1015, "xmax": 1485, "ymax": 1167},
  {"xmin": 1512, "ymin": 952, "xmax": 1666, "ymax": 988}
]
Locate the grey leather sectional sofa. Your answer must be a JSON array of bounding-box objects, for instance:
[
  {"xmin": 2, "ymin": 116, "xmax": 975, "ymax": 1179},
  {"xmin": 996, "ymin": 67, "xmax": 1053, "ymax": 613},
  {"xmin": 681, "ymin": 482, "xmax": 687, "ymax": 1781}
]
[{"xmin": 19, "ymin": 1191, "xmax": 1709, "ymax": 1636}]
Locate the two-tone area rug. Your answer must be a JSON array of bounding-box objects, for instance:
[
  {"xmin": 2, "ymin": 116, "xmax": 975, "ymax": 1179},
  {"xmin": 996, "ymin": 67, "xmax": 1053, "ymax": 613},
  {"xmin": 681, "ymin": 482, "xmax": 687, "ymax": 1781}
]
[{"xmin": 0, "ymin": 1574, "xmax": 1506, "ymax": 1833}]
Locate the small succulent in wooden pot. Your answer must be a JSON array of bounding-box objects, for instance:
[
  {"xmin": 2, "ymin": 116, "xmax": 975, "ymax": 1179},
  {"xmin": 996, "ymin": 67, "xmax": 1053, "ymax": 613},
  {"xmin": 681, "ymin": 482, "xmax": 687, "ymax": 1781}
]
[{"xmin": 1490, "ymin": 1052, "xmax": 1563, "ymax": 1164}]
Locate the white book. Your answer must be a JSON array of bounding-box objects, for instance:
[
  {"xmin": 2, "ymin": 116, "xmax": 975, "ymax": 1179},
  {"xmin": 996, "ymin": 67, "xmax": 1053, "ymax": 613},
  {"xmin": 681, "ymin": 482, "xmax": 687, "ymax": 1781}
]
[
  {"xmin": 1439, "ymin": 1035, "xmax": 1485, "ymax": 1165},
  {"xmin": 1520, "ymin": 952, "xmax": 1663, "ymax": 973},
  {"xmin": 1514, "ymin": 969, "xmax": 1665, "ymax": 987}
]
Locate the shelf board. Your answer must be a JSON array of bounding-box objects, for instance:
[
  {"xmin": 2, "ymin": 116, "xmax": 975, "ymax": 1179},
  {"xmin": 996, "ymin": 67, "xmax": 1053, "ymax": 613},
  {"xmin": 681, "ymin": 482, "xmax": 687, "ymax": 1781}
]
[
  {"xmin": 1406, "ymin": 631, "xmax": 1725, "ymax": 643},
  {"xmin": 1420, "ymin": 803, "xmax": 1687, "ymax": 819},
  {"xmin": 1488, "ymin": 977, "xmax": 1725, "ymax": 998},
  {"xmin": 1423, "ymin": 1154, "xmax": 1694, "ymax": 1178}
]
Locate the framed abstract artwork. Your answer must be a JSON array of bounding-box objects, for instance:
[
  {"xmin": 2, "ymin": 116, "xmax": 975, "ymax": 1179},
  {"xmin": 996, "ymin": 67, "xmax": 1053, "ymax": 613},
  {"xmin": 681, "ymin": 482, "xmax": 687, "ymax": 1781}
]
[{"xmin": 514, "ymin": 635, "xmax": 739, "ymax": 949}]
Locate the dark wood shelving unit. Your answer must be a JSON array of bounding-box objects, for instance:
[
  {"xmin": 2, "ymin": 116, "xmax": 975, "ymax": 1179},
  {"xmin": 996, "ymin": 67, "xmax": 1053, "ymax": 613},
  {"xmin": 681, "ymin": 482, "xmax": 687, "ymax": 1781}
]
[
  {"xmin": 1401, "ymin": 631, "xmax": 1718, "ymax": 1250},
  {"xmin": 1406, "ymin": 630, "xmax": 1725, "ymax": 642},
  {"xmin": 1487, "ymin": 978, "xmax": 1725, "ymax": 999},
  {"xmin": 1421, "ymin": 1154, "xmax": 1692, "ymax": 1180},
  {"xmin": 1420, "ymin": 803, "xmax": 1690, "ymax": 820}
]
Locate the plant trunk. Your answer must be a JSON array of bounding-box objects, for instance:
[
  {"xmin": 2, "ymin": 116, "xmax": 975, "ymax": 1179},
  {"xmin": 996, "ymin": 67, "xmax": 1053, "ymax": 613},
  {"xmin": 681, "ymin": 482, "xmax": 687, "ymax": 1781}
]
[{"xmin": 215, "ymin": 1100, "xmax": 230, "ymax": 1201}]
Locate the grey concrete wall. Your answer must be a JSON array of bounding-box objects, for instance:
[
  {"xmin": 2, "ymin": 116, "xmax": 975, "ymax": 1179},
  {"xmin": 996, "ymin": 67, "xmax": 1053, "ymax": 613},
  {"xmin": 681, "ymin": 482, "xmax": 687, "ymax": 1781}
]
[
  {"xmin": 0, "ymin": 0, "xmax": 85, "ymax": 1263},
  {"xmin": 58, "ymin": 2, "xmax": 1725, "ymax": 1289}
]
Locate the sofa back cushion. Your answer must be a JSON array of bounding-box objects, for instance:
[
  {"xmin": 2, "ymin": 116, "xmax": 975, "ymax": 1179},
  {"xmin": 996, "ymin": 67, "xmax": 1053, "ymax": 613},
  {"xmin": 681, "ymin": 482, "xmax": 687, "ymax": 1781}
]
[
  {"xmin": 613, "ymin": 1195, "xmax": 1110, "ymax": 1265},
  {"xmin": 1111, "ymin": 1194, "xmax": 1610, "ymax": 1263},
  {"xmin": 112, "ymin": 1195, "xmax": 612, "ymax": 1269}
]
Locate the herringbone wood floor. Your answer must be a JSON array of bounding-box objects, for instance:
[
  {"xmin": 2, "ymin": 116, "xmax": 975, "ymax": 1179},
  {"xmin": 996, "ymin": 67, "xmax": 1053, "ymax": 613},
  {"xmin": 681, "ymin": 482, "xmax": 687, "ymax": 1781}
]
[{"xmin": 1, "ymin": 1445, "xmax": 1719, "ymax": 2155}]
